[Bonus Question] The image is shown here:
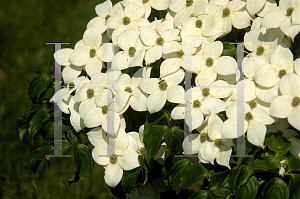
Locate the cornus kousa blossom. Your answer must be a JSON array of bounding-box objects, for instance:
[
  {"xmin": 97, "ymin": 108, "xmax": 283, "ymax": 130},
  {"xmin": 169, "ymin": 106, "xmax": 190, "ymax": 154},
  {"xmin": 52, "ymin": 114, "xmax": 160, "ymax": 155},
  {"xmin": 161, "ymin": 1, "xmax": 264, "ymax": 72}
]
[
  {"xmin": 269, "ymin": 73, "xmax": 300, "ymax": 131},
  {"xmin": 261, "ymin": 0, "xmax": 300, "ymax": 40},
  {"xmin": 90, "ymin": 127, "xmax": 139, "ymax": 187},
  {"xmin": 69, "ymin": 27, "xmax": 114, "ymax": 77},
  {"xmin": 140, "ymin": 68, "xmax": 185, "ymax": 113},
  {"xmin": 45, "ymin": 0, "xmax": 300, "ymax": 195}
]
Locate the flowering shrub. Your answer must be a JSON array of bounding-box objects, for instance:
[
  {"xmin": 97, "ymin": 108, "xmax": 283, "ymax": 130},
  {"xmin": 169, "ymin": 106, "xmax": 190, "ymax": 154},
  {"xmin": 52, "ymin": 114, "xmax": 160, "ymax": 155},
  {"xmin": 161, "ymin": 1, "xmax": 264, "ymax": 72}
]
[{"xmin": 19, "ymin": 0, "xmax": 300, "ymax": 198}]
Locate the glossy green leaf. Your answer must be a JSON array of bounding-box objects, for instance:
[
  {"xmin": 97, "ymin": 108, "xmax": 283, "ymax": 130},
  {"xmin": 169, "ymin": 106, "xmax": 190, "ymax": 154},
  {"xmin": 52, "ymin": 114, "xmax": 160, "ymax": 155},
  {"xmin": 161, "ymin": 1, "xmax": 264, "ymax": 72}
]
[
  {"xmin": 168, "ymin": 158, "xmax": 192, "ymax": 193},
  {"xmin": 235, "ymin": 175, "xmax": 259, "ymax": 199},
  {"xmin": 122, "ymin": 167, "xmax": 142, "ymax": 193},
  {"xmin": 188, "ymin": 190, "xmax": 212, "ymax": 199},
  {"xmin": 289, "ymin": 174, "xmax": 300, "ymax": 199},
  {"xmin": 30, "ymin": 145, "xmax": 54, "ymax": 166},
  {"xmin": 18, "ymin": 115, "xmax": 28, "ymax": 143},
  {"xmin": 262, "ymin": 177, "xmax": 289, "ymax": 199},
  {"xmin": 241, "ymin": 155, "xmax": 280, "ymax": 186},
  {"xmin": 39, "ymin": 117, "xmax": 54, "ymax": 140},
  {"xmin": 221, "ymin": 42, "xmax": 237, "ymax": 57},
  {"xmin": 143, "ymin": 125, "xmax": 168, "ymax": 163},
  {"xmin": 69, "ymin": 144, "xmax": 94, "ymax": 185},
  {"xmin": 165, "ymin": 126, "xmax": 184, "ymax": 154},
  {"xmin": 181, "ymin": 164, "xmax": 209, "ymax": 189},
  {"xmin": 28, "ymin": 71, "xmax": 52, "ymax": 99},
  {"xmin": 287, "ymin": 157, "xmax": 300, "ymax": 172},
  {"xmin": 265, "ymin": 134, "xmax": 291, "ymax": 157},
  {"xmin": 144, "ymin": 109, "xmax": 170, "ymax": 133},
  {"xmin": 210, "ymin": 170, "xmax": 232, "ymax": 196},
  {"xmin": 237, "ymin": 140, "xmax": 253, "ymax": 165},
  {"xmin": 29, "ymin": 145, "xmax": 54, "ymax": 189},
  {"xmin": 28, "ymin": 109, "xmax": 49, "ymax": 140}
]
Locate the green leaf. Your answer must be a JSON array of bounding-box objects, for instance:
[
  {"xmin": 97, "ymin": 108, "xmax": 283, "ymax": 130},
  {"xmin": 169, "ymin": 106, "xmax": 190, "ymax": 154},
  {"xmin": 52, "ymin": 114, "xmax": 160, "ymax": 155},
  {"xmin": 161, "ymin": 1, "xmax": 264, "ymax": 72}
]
[
  {"xmin": 18, "ymin": 115, "xmax": 28, "ymax": 143},
  {"xmin": 168, "ymin": 158, "xmax": 192, "ymax": 193},
  {"xmin": 221, "ymin": 42, "xmax": 237, "ymax": 57},
  {"xmin": 144, "ymin": 109, "xmax": 170, "ymax": 133},
  {"xmin": 289, "ymin": 174, "xmax": 300, "ymax": 199},
  {"xmin": 40, "ymin": 87, "xmax": 55, "ymax": 100},
  {"xmin": 287, "ymin": 157, "xmax": 300, "ymax": 172},
  {"xmin": 122, "ymin": 167, "xmax": 142, "ymax": 193},
  {"xmin": 265, "ymin": 134, "xmax": 291, "ymax": 157},
  {"xmin": 235, "ymin": 175, "xmax": 259, "ymax": 199},
  {"xmin": 262, "ymin": 177, "xmax": 289, "ymax": 199},
  {"xmin": 59, "ymin": 140, "xmax": 74, "ymax": 155},
  {"xmin": 28, "ymin": 71, "xmax": 52, "ymax": 99},
  {"xmin": 241, "ymin": 155, "xmax": 280, "ymax": 186},
  {"xmin": 188, "ymin": 190, "xmax": 212, "ymax": 199},
  {"xmin": 39, "ymin": 117, "xmax": 54, "ymax": 140},
  {"xmin": 237, "ymin": 140, "xmax": 253, "ymax": 165},
  {"xmin": 30, "ymin": 145, "xmax": 54, "ymax": 166},
  {"xmin": 165, "ymin": 126, "xmax": 184, "ymax": 154},
  {"xmin": 69, "ymin": 144, "xmax": 94, "ymax": 185},
  {"xmin": 28, "ymin": 109, "xmax": 49, "ymax": 140},
  {"xmin": 29, "ymin": 145, "xmax": 54, "ymax": 188},
  {"xmin": 210, "ymin": 170, "xmax": 232, "ymax": 196},
  {"xmin": 180, "ymin": 164, "xmax": 209, "ymax": 189},
  {"xmin": 143, "ymin": 125, "xmax": 168, "ymax": 163}
]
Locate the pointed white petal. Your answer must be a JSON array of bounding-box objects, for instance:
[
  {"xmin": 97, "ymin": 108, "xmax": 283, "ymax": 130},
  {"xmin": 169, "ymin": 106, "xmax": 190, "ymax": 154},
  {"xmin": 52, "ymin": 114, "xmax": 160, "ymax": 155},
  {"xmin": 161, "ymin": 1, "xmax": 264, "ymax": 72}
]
[
  {"xmin": 79, "ymin": 98, "xmax": 96, "ymax": 119},
  {"xmin": 84, "ymin": 107, "xmax": 104, "ymax": 128},
  {"xmin": 130, "ymin": 89, "xmax": 148, "ymax": 112},
  {"xmin": 247, "ymin": 120, "xmax": 266, "ymax": 148},
  {"xmin": 87, "ymin": 127, "xmax": 107, "ymax": 146},
  {"xmin": 54, "ymin": 48, "xmax": 73, "ymax": 66},
  {"xmin": 69, "ymin": 46, "xmax": 90, "ymax": 66},
  {"xmin": 213, "ymin": 56, "xmax": 237, "ymax": 75},
  {"xmin": 171, "ymin": 104, "xmax": 185, "ymax": 120},
  {"xmin": 269, "ymin": 95, "xmax": 294, "ymax": 118},
  {"xmin": 279, "ymin": 73, "xmax": 300, "ymax": 97},
  {"xmin": 62, "ymin": 65, "xmax": 81, "ymax": 84},
  {"xmin": 124, "ymin": 3, "xmax": 145, "ymax": 21},
  {"xmin": 252, "ymin": 107, "xmax": 275, "ymax": 125},
  {"xmin": 167, "ymin": 85, "xmax": 185, "ymax": 104},
  {"xmin": 70, "ymin": 111, "xmax": 85, "ymax": 132},
  {"xmin": 83, "ymin": 26, "xmax": 102, "ymax": 49},
  {"xmin": 254, "ymin": 64, "xmax": 280, "ymax": 88},
  {"xmin": 200, "ymin": 97, "xmax": 227, "ymax": 114},
  {"xmin": 204, "ymin": 41, "xmax": 223, "ymax": 59},
  {"xmin": 104, "ymin": 163, "xmax": 123, "ymax": 187},
  {"xmin": 138, "ymin": 26, "xmax": 158, "ymax": 47},
  {"xmin": 261, "ymin": 10, "xmax": 287, "ymax": 28},
  {"xmin": 147, "ymin": 91, "xmax": 167, "ymax": 114},
  {"xmin": 288, "ymin": 105, "xmax": 300, "ymax": 131},
  {"xmin": 222, "ymin": 117, "xmax": 248, "ymax": 139},
  {"xmin": 216, "ymin": 145, "xmax": 232, "ymax": 168},
  {"xmin": 182, "ymin": 133, "xmax": 201, "ymax": 155},
  {"xmin": 118, "ymin": 149, "xmax": 140, "ymax": 170},
  {"xmin": 145, "ymin": 46, "xmax": 162, "ymax": 65},
  {"xmin": 85, "ymin": 57, "xmax": 103, "ymax": 77},
  {"xmin": 208, "ymin": 113, "xmax": 223, "ymax": 140}
]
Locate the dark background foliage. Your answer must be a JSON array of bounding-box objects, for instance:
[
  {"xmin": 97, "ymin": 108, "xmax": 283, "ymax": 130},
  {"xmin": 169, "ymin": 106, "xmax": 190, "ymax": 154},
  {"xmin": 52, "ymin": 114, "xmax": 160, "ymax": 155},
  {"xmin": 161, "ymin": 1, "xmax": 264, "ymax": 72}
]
[{"xmin": 0, "ymin": 0, "xmax": 116, "ymax": 198}]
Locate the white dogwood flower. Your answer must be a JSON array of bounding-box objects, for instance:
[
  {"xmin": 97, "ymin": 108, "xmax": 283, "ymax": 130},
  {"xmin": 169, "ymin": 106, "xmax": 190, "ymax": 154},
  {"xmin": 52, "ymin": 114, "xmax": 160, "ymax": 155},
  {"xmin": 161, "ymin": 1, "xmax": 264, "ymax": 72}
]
[
  {"xmin": 261, "ymin": 0, "xmax": 300, "ymax": 40},
  {"xmin": 106, "ymin": 3, "xmax": 150, "ymax": 43},
  {"xmin": 269, "ymin": 73, "xmax": 300, "ymax": 131},
  {"xmin": 140, "ymin": 68, "xmax": 185, "ymax": 114},
  {"xmin": 91, "ymin": 128, "xmax": 140, "ymax": 187},
  {"xmin": 138, "ymin": 26, "xmax": 180, "ymax": 64},
  {"xmin": 69, "ymin": 27, "xmax": 114, "ymax": 77},
  {"xmin": 114, "ymin": 29, "xmax": 147, "ymax": 70},
  {"xmin": 196, "ymin": 41, "xmax": 238, "ymax": 86}
]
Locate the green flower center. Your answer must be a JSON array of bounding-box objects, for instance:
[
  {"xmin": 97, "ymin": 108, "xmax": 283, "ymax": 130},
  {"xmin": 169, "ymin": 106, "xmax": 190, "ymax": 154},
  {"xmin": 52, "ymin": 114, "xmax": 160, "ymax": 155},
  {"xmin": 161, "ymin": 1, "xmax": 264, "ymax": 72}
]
[
  {"xmin": 110, "ymin": 154, "xmax": 118, "ymax": 164},
  {"xmin": 200, "ymin": 133, "xmax": 208, "ymax": 140},
  {"xmin": 105, "ymin": 15, "xmax": 111, "ymax": 21},
  {"xmin": 249, "ymin": 100, "xmax": 257, "ymax": 109},
  {"xmin": 86, "ymin": 88, "xmax": 94, "ymax": 98},
  {"xmin": 292, "ymin": 97, "xmax": 300, "ymax": 107},
  {"xmin": 90, "ymin": 49, "xmax": 96, "ymax": 57},
  {"xmin": 177, "ymin": 50, "xmax": 184, "ymax": 58},
  {"xmin": 193, "ymin": 100, "xmax": 201, "ymax": 108},
  {"xmin": 125, "ymin": 87, "xmax": 132, "ymax": 93},
  {"xmin": 278, "ymin": 70, "xmax": 287, "ymax": 78},
  {"xmin": 186, "ymin": 0, "xmax": 193, "ymax": 6},
  {"xmin": 102, "ymin": 105, "xmax": 108, "ymax": 114},
  {"xmin": 206, "ymin": 57, "xmax": 214, "ymax": 66},
  {"xmin": 139, "ymin": 147, "xmax": 145, "ymax": 154},
  {"xmin": 195, "ymin": 20, "xmax": 202, "ymax": 28},
  {"xmin": 129, "ymin": 47, "xmax": 136, "ymax": 56},
  {"xmin": 69, "ymin": 82, "xmax": 75, "ymax": 89},
  {"xmin": 287, "ymin": 7, "xmax": 294, "ymax": 16},
  {"xmin": 156, "ymin": 37, "xmax": 164, "ymax": 46},
  {"xmin": 202, "ymin": 88, "xmax": 210, "ymax": 97},
  {"xmin": 245, "ymin": 112, "xmax": 253, "ymax": 121},
  {"xmin": 223, "ymin": 8, "xmax": 230, "ymax": 17},
  {"xmin": 123, "ymin": 17, "xmax": 130, "ymax": 25},
  {"xmin": 256, "ymin": 46, "xmax": 265, "ymax": 55},
  {"xmin": 143, "ymin": 0, "xmax": 149, "ymax": 3},
  {"xmin": 159, "ymin": 81, "xmax": 168, "ymax": 90},
  {"xmin": 215, "ymin": 139, "xmax": 222, "ymax": 147}
]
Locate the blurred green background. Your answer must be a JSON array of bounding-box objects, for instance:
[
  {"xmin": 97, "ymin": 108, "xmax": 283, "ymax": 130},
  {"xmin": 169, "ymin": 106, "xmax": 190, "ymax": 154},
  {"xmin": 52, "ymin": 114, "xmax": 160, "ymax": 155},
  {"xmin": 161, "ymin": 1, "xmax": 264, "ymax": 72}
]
[{"xmin": 0, "ymin": 0, "xmax": 117, "ymax": 198}]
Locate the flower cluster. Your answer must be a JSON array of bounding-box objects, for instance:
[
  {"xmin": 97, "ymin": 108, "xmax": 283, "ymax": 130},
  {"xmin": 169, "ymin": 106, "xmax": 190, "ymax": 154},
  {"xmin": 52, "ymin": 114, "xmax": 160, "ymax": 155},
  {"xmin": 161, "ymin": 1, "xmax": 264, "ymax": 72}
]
[{"xmin": 51, "ymin": 0, "xmax": 300, "ymax": 190}]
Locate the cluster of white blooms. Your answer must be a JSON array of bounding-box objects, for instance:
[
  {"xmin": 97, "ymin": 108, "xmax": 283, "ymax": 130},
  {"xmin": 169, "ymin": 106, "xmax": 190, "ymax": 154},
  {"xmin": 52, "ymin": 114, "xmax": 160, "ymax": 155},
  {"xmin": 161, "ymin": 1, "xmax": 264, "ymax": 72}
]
[{"xmin": 51, "ymin": 0, "xmax": 300, "ymax": 189}]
